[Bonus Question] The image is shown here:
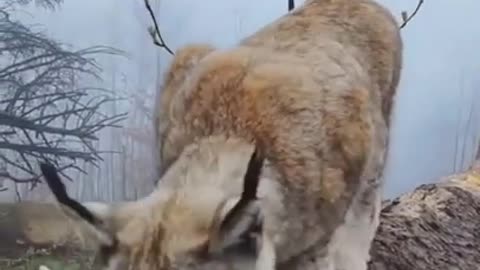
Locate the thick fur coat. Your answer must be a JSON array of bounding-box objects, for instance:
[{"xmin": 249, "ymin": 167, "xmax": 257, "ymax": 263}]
[
  {"xmin": 153, "ymin": 0, "xmax": 402, "ymax": 268},
  {"xmin": 41, "ymin": 1, "xmax": 403, "ymax": 270}
]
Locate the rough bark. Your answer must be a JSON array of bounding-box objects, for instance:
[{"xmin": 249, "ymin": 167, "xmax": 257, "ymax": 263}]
[{"xmin": 369, "ymin": 161, "xmax": 480, "ymax": 270}]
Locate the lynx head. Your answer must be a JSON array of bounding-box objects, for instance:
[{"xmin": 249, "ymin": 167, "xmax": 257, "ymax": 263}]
[{"xmin": 39, "ymin": 145, "xmax": 274, "ymax": 270}]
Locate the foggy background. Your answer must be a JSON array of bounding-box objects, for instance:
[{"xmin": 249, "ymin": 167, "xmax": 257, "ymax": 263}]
[{"xmin": 1, "ymin": 0, "xmax": 479, "ymax": 202}]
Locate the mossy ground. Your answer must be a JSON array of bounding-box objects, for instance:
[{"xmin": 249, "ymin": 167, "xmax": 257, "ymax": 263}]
[
  {"xmin": 0, "ymin": 247, "xmax": 95, "ymax": 270},
  {"xmin": 0, "ymin": 203, "xmax": 96, "ymax": 270}
]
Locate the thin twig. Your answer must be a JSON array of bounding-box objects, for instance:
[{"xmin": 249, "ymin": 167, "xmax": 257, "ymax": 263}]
[
  {"xmin": 143, "ymin": 0, "xmax": 174, "ymax": 55},
  {"xmin": 0, "ymin": 111, "xmax": 98, "ymax": 140},
  {"xmin": 400, "ymin": 0, "xmax": 424, "ymax": 29},
  {"xmin": 0, "ymin": 171, "xmax": 42, "ymax": 183}
]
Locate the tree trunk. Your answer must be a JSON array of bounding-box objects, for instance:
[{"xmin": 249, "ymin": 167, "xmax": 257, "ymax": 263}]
[
  {"xmin": 369, "ymin": 161, "xmax": 480, "ymax": 270},
  {"xmin": 476, "ymin": 142, "xmax": 480, "ymax": 161}
]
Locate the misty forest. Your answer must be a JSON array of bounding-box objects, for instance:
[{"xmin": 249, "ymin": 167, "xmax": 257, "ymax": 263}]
[{"xmin": 0, "ymin": 0, "xmax": 480, "ymax": 269}]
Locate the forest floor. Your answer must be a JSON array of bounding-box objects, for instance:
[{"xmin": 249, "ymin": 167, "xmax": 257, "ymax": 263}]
[{"xmin": 0, "ymin": 203, "xmax": 96, "ymax": 270}]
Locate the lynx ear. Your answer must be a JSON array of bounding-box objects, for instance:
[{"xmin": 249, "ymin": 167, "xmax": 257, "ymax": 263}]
[
  {"xmin": 39, "ymin": 162, "xmax": 116, "ymax": 247},
  {"xmin": 208, "ymin": 148, "xmax": 265, "ymax": 254}
]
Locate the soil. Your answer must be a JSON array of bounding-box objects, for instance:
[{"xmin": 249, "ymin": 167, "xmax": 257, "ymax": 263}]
[{"xmin": 0, "ymin": 203, "xmax": 96, "ymax": 270}]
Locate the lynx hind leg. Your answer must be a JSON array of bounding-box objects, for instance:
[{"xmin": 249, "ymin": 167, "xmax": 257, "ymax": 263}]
[{"xmin": 330, "ymin": 178, "xmax": 383, "ymax": 270}]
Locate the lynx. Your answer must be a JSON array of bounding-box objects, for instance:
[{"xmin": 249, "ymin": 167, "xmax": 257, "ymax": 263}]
[{"xmin": 41, "ymin": 0, "xmax": 402, "ymax": 269}]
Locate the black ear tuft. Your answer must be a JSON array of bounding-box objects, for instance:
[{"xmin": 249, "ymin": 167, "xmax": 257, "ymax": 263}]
[
  {"xmin": 240, "ymin": 148, "xmax": 264, "ymax": 202},
  {"xmin": 219, "ymin": 148, "xmax": 264, "ymax": 232},
  {"xmin": 39, "ymin": 162, "xmax": 98, "ymax": 225},
  {"xmin": 39, "ymin": 162, "xmax": 69, "ymax": 201}
]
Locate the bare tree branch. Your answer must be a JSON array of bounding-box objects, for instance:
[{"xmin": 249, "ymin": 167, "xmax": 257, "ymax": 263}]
[
  {"xmin": 0, "ymin": 111, "xmax": 97, "ymax": 139},
  {"xmin": 0, "ymin": 4, "xmax": 127, "ymax": 192},
  {"xmin": 400, "ymin": 0, "xmax": 424, "ymax": 29},
  {"xmin": 0, "ymin": 162, "xmax": 73, "ymax": 190},
  {"xmin": 0, "ymin": 142, "xmax": 98, "ymax": 161},
  {"xmin": 143, "ymin": 0, "xmax": 174, "ymax": 55}
]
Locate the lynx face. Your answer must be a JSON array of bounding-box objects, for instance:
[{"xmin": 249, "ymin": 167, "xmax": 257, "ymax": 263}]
[{"xmin": 39, "ymin": 147, "xmax": 275, "ymax": 270}]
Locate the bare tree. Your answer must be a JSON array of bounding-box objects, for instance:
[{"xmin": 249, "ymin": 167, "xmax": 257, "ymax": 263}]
[{"xmin": 0, "ymin": 3, "xmax": 127, "ymax": 191}]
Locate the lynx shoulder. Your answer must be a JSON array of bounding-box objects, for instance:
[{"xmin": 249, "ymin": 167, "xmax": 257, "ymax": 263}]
[{"xmin": 42, "ymin": 1, "xmax": 402, "ymax": 270}]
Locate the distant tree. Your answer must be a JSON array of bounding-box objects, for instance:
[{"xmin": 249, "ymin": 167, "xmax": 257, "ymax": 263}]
[
  {"xmin": 476, "ymin": 140, "xmax": 480, "ymax": 160},
  {"xmin": 4, "ymin": 0, "xmax": 63, "ymax": 10},
  {"xmin": 0, "ymin": 1, "xmax": 126, "ymax": 191}
]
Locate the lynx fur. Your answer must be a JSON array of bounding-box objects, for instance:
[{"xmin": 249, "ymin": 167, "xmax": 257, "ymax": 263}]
[{"xmin": 41, "ymin": 0, "xmax": 402, "ymax": 270}]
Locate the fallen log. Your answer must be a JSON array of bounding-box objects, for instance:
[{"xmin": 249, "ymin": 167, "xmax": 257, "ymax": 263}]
[{"xmin": 369, "ymin": 162, "xmax": 480, "ymax": 270}]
